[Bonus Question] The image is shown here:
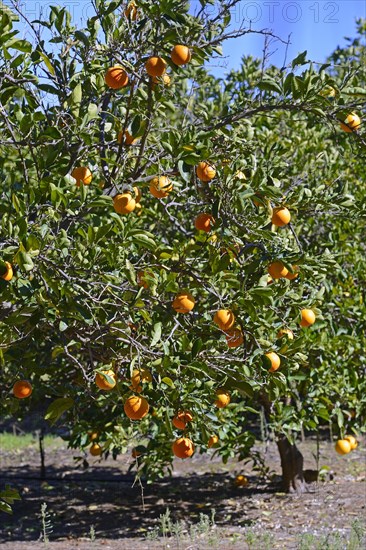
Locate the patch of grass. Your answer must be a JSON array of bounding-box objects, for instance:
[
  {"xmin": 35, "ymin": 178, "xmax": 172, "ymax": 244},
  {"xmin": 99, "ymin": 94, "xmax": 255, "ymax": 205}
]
[
  {"xmin": 298, "ymin": 520, "xmax": 366, "ymax": 550},
  {"xmin": 0, "ymin": 433, "xmax": 62, "ymax": 452}
]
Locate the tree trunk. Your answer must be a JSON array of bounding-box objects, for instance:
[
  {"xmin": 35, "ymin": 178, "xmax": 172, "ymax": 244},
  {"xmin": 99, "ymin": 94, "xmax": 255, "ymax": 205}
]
[{"xmin": 276, "ymin": 434, "xmax": 308, "ymax": 494}]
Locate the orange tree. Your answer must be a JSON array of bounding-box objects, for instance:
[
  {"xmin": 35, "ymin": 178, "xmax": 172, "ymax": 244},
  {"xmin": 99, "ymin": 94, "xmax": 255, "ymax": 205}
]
[{"xmin": 0, "ymin": 1, "xmax": 365, "ymax": 493}]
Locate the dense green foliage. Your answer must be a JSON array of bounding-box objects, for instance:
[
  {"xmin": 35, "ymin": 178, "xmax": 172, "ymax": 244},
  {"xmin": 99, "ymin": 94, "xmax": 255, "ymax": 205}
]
[{"xmin": 0, "ymin": 1, "xmax": 365, "ymax": 480}]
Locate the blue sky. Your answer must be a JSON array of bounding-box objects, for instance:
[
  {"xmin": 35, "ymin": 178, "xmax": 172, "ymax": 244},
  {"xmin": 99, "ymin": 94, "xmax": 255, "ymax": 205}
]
[{"xmin": 7, "ymin": 0, "xmax": 366, "ymax": 75}]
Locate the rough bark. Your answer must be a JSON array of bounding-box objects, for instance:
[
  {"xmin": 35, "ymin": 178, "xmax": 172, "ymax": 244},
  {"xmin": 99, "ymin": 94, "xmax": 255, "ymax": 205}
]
[{"xmin": 276, "ymin": 434, "xmax": 309, "ymax": 494}]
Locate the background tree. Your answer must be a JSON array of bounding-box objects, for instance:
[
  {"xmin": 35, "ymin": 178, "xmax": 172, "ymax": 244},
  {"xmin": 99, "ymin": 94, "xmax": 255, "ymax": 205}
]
[{"xmin": 0, "ymin": 1, "xmax": 365, "ymax": 493}]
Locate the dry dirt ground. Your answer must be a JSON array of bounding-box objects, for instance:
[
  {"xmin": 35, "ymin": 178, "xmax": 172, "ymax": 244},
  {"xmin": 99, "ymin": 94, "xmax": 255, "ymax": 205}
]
[{"xmin": 0, "ymin": 436, "xmax": 365, "ymax": 549}]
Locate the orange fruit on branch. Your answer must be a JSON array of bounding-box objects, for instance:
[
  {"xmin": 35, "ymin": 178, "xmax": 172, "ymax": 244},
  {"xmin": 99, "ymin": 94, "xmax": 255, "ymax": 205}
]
[
  {"xmin": 172, "ymin": 437, "xmax": 194, "ymax": 459},
  {"xmin": 194, "ymin": 213, "xmax": 214, "ymax": 232},
  {"xmin": 335, "ymin": 439, "xmax": 351, "ymax": 455},
  {"xmin": 277, "ymin": 328, "xmax": 294, "ymax": 340},
  {"xmin": 90, "ymin": 443, "xmax": 102, "ymax": 456},
  {"xmin": 113, "ymin": 193, "xmax": 136, "ymax": 214},
  {"xmin": 267, "ymin": 261, "xmax": 288, "ymax": 279},
  {"xmin": 285, "ymin": 265, "xmax": 300, "ymax": 280},
  {"xmin": 300, "ymin": 309, "xmax": 316, "ymax": 327},
  {"xmin": 214, "ymin": 388, "xmax": 230, "ymax": 408},
  {"xmin": 130, "ymin": 368, "xmax": 152, "ymax": 392},
  {"xmin": 208, "ymin": 435, "xmax": 219, "ymax": 448},
  {"xmin": 344, "ymin": 435, "xmax": 358, "ymax": 450},
  {"xmin": 149, "ymin": 176, "xmax": 173, "ymax": 198},
  {"xmin": 171, "ymin": 45, "xmax": 192, "ymax": 66},
  {"xmin": 265, "ymin": 351, "xmax": 281, "ymax": 373},
  {"xmin": 88, "ymin": 431, "xmax": 99, "ymax": 442},
  {"xmin": 0, "ymin": 261, "xmax": 13, "ymax": 281},
  {"xmin": 145, "ymin": 56, "xmax": 167, "ymax": 77},
  {"xmin": 214, "ymin": 309, "xmax": 235, "ymax": 331},
  {"xmin": 71, "ymin": 166, "xmax": 92, "ymax": 187},
  {"xmin": 196, "ymin": 161, "xmax": 216, "ymax": 182},
  {"xmin": 340, "ymin": 112, "xmax": 361, "ymax": 133},
  {"xmin": 105, "ymin": 66, "xmax": 129, "ymax": 89},
  {"xmin": 117, "ymin": 129, "xmax": 139, "ymax": 145},
  {"xmin": 172, "ymin": 411, "xmax": 193, "ymax": 430},
  {"xmin": 124, "ymin": 395, "xmax": 149, "ymax": 420},
  {"xmin": 124, "ymin": 1, "xmax": 138, "ymax": 20},
  {"xmin": 271, "ymin": 207, "xmax": 291, "ymax": 227},
  {"xmin": 235, "ymin": 474, "xmax": 249, "ymax": 487},
  {"xmin": 13, "ymin": 380, "xmax": 32, "ymax": 399},
  {"xmin": 225, "ymin": 327, "xmax": 243, "ymax": 348},
  {"xmin": 95, "ymin": 370, "xmax": 117, "ymax": 391},
  {"xmin": 172, "ymin": 292, "xmax": 195, "ymax": 313}
]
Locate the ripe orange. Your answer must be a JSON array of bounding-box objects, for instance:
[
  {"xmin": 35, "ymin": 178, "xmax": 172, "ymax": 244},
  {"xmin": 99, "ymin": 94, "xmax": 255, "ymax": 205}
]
[
  {"xmin": 95, "ymin": 370, "xmax": 117, "ymax": 390},
  {"xmin": 172, "ymin": 411, "xmax": 193, "ymax": 430},
  {"xmin": 105, "ymin": 66, "xmax": 129, "ymax": 89},
  {"xmin": 194, "ymin": 213, "xmax": 214, "ymax": 232},
  {"xmin": 172, "ymin": 292, "xmax": 195, "ymax": 313},
  {"xmin": 124, "ymin": 395, "xmax": 149, "ymax": 420},
  {"xmin": 130, "ymin": 368, "xmax": 152, "ymax": 393},
  {"xmin": 90, "ymin": 443, "xmax": 102, "ymax": 456},
  {"xmin": 145, "ymin": 56, "xmax": 167, "ymax": 77},
  {"xmin": 340, "ymin": 112, "xmax": 361, "ymax": 133},
  {"xmin": 113, "ymin": 193, "xmax": 136, "ymax": 214},
  {"xmin": 88, "ymin": 431, "xmax": 99, "ymax": 442},
  {"xmin": 285, "ymin": 265, "xmax": 300, "ymax": 280},
  {"xmin": 196, "ymin": 161, "xmax": 216, "ymax": 182},
  {"xmin": 124, "ymin": 1, "xmax": 138, "ymax": 20},
  {"xmin": 344, "ymin": 435, "xmax": 358, "ymax": 450},
  {"xmin": 208, "ymin": 435, "xmax": 219, "ymax": 448},
  {"xmin": 1, "ymin": 261, "xmax": 13, "ymax": 281},
  {"xmin": 149, "ymin": 176, "xmax": 173, "ymax": 198},
  {"xmin": 267, "ymin": 261, "xmax": 289, "ymax": 279},
  {"xmin": 235, "ymin": 474, "xmax": 249, "ymax": 487},
  {"xmin": 172, "ymin": 437, "xmax": 194, "ymax": 459},
  {"xmin": 214, "ymin": 388, "xmax": 230, "ymax": 408},
  {"xmin": 13, "ymin": 380, "xmax": 32, "ymax": 399},
  {"xmin": 335, "ymin": 439, "xmax": 351, "ymax": 455},
  {"xmin": 71, "ymin": 166, "xmax": 92, "ymax": 187},
  {"xmin": 271, "ymin": 207, "xmax": 291, "ymax": 227},
  {"xmin": 225, "ymin": 328, "xmax": 243, "ymax": 348},
  {"xmin": 265, "ymin": 352, "xmax": 281, "ymax": 373},
  {"xmin": 117, "ymin": 129, "xmax": 139, "ymax": 145},
  {"xmin": 277, "ymin": 328, "xmax": 294, "ymax": 340},
  {"xmin": 300, "ymin": 309, "xmax": 316, "ymax": 327},
  {"xmin": 171, "ymin": 45, "xmax": 191, "ymax": 66},
  {"xmin": 213, "ymin": 309, "xmax": 235, "ymax": 331}
]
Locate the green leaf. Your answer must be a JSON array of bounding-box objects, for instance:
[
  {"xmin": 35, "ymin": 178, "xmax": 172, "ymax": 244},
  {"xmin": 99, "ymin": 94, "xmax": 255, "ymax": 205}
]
[
  {"xmin": 257, "ymin": 79, "xmax": 282, "ymax": 94},
  {"xmin": 38, "ymin": 51, "xmax": 55, "ymax": 75},
  {"xmin": 45, "ymin": 397, "xmax": 74, "ymax": 425},
  {"xmin": 161, "ymin": 377, "xmax": 175, "ymax": 388},
  {"xmin": 150, "ymin": 322, "xmax": 162, "ymax": 347},
  {"xmin": 16, "ymin": 251, "xmax": 34, "ymax": 272},
  {"xmin": 7, "ymin": 38, "xmax": 32, "ymax": 53},
  {"xmin": 292, "ymin": 50, "xmax": 308, "ymax": 68}
]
